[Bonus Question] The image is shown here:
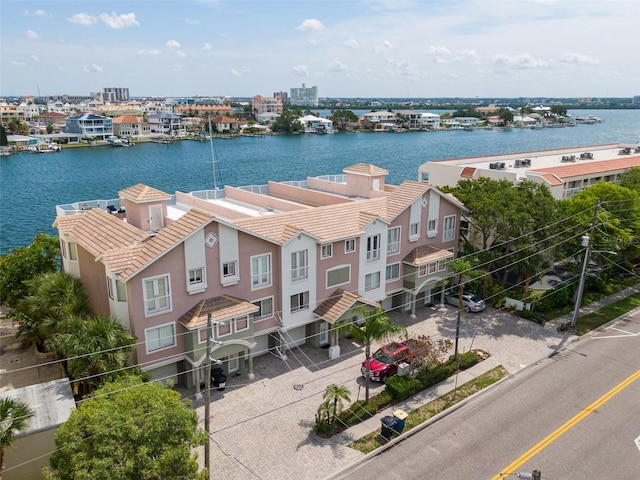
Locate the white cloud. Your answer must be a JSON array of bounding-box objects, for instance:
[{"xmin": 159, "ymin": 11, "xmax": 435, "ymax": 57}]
[
  {"xmin": 329, "ymin": 60, "xmax": 349, "ymax": 72},
  {"xmin": 83, "ymin": 63, "xmax": 104, "ymax": 73},
  {"xmin": 26, "ymin": 29, "xmax": 40, "ymax": 39},
  {"xmin": 344, "ymin": 37, "xmax": 359, "ymax": 49},
  {"xmin": 292, "ymin": 64, "xmax": 310, "ymax": 76},
  {"xmin": 492, "ymin": 53, "xmax": 549, "ymax": 70},
  {"xmin": 99, "ymin": 12, "xmax": 140, "ymax": 29},
  {"xmin": 185, "ymin": 18, "xmax": 199, "ymax": 25},
  {"xmin": 33, "ymin": 10, "xmax": 47, "ymax": 17},
  {"xmin": 12, "ymin": 60, "xmax": 27, "ymax": 67},
  {"xmin": 202, "ymin": 43, "xmax": 212, "ymax": 51},
  {"xmin": 385, "ymin": 58, "xmax": 419, "ymax": 78},
  {"xmin": 177, "ymin": 51, "xmax": 186, "ymax": 58},
  {"xmin": 137, "ymin": 49, "xmax": 162, "ymax": 56},
  {"xmin": 373, "ymin": 40, "xmax": 393, "ymax": 53},
  {"xmin": 165, "ymin": 39, "xmax": 181, "ymax": 49},
  {"xmin": 296, "ymin": 19, "xmax": 325, "ymax": 31},
  {"xmin": 559, "ymin": 52, "xmax": 598, "ymax": 66},
  {"xmin": 68, "ymin": 13, "xmax": 97, "ymax": 26},
  {"xmin": 32, "ymin": 55, "xmax": 40, "ymax": 62},
  {"xmin": 231, "ymin": 66, "xmax": 251, "ymax": 76}
]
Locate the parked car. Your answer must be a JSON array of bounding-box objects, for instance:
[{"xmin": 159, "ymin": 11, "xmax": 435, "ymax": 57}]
[
  {"xmin": 445, "ymin": 291, "xmax": 486, "ymax": 312},
  {"xmin": 361, "ymin": 339, "xmax": 428, "ymax": 382}
]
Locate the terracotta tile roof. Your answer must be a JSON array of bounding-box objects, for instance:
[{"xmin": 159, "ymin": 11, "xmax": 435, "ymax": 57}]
[
  {"xmin": 343, "ymin": 163, "xmax": 389, "ymax": 176},
  {"xmin": 104, "ymin": 209, "xmax": 214, "ymax": 280},
  {"xmin": 535, "ymin": 173, "xmax": 564, "ymax": 186},
  {"xmin": 384, "ymin": 181, "xmax": 431, "ymax": 221},
  {"xmin": 530, "ymin": 155, "xmax": 640, "ymax": 180},
  {"xmin": 313, "ymin": 289, "xmax": 379, "ymax": 325},
  {"xmin": 179, "ymin": 295, "xmax": 259, "ymax": 330},
  {"xmin": 112, "ymin": 114, "xmax": 141, "ymax": 124},
  {"xmin": 232, "ymin": 198, "xmax": 387, "ymax": 244},
  {"xmin": 54, "ymin": 209, "xmax": 148, "ymax": 257},
  {"xmin": 119, "ymin": 184, "xmax": 172, "ymax": 202},
  {"xmin": 403, "ymin": 245, "xmax": 454, "ymax": 265},
  {"xmin": 461, "ymin": 166, "xmax": 476, "ymax": 178}
]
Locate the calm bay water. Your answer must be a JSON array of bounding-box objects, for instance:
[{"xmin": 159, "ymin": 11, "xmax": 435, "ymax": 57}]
[{"xmin": 1, "ymin": 109, "xmax": 638, "ymax": 254}]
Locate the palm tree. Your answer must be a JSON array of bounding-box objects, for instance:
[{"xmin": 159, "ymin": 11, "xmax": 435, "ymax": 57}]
[
  {"xmin": 14, "ymin": 272, "xmax": 91, "ymax": 351},
  {"xmin": 0, "ymin": 398, "xmax": 34, "ymax": 474},
  {"xmin": 344, "ymin": 306, "xmax": 406, "ymax": 402},
  {"xmin": 46, "ymin": 314, "xmax": 135, "ymax": 398},
  {"xmin": 322, "ymin": 384, "xmax": 351, "ymax": 423}
]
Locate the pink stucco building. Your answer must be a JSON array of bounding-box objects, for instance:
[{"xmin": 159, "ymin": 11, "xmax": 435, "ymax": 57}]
[{"xmin": 54, "ymin": 164, "xmax": 465, "ymax": 391}]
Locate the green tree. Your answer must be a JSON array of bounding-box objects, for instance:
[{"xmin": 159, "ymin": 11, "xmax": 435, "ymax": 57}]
[
  {"xmin": 0, "ymin": 398, "xmax": 34, "ymax": 473},
  {"xmin": 0, "ymin": 233, "xmax": 60, "ymax": 307},
  {"xmin": 497, "ymin": 108, "xmax": 513, "ymax": 125},
  {"xmin": 619, "ymin": 166, "xmax": 640, "ymax": 193},
  {"xmin": 46, "ymin": 314, "xmax": 135, "ymax": 398},
  {"xmin": 0, "ymin": 124, "xmax": 8, "ymax": 146},
  {"xmin": 13, "ymin": 272, "xmax": 91, "ymax": 351},
  {"xmin": 328, "ymin": 109, "xmax": 359, "ymax": 131},
  {"xmin": 44, "ymin": 377, "xmax": 207, "ymax": 480},
  {"xmin": 322, "ymin": 384, "xmax": 351, "ymax": 424},
  {"xmin": 343, "ymin": 306, "xmax": 406, "ymax": 402},
  {"xmin": 271, "ymin": 106, "xmax": 303, "ymax": 133}
]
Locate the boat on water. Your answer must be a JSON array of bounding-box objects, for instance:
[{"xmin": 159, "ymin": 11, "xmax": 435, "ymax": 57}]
[
  {"xmin": 107, "ymin": 136, "xmax": 133, "ymax": 147},
  {"xmin": 151, "ymin": 136, "xmax": 175, "ymax": 144},
  {"xmin": 0, "ymin": 146, "xmax": 11, "ymax": 157},
  {"xmin": 27, "ymin": 143, "xmax": 62, "ymax": 153}
]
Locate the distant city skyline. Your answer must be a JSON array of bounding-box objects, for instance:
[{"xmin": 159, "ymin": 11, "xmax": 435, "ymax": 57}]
[{"xmin": 2, "ymin": 0, "xmax": 639, "ymax": 99}]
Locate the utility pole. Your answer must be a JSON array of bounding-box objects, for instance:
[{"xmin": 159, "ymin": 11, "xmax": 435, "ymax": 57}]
[
  {"xmin": 204, "ymin": 313, "xmax": 212, "ymax": 479},
  {"xmin": 571, "ymin": 200, "xmax": 600, "ymax": 328}
]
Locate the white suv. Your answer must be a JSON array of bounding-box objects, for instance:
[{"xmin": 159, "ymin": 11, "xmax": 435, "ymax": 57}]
[{"xmin": 445, "ymin": 292, "xmax": 486, "ymax": 312}]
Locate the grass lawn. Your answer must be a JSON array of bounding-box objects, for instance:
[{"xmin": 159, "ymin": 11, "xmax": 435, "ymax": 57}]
[
  {"xmin": 349, "ymin": 365, "xmax": 508, "ymax": 454},
  {"xmin": 576, "ymin": 292, "xmax": 640, "ymax": 335}
]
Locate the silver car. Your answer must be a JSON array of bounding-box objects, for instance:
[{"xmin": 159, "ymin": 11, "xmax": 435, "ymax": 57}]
[{"xmin": 445, "ymin": 292, "xmax": 486, "ymax": 312}]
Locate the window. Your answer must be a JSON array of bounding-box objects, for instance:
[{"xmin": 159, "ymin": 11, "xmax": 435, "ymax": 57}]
[
  {"xmin": 327, "ymin": 265, "xmax": 350, "ymax": 288},
  {"xmin": 290, "ymin": 291, "xmax": 309, "ymax": 313},
  {"xmin": 223, "ymin": 261, "xmax": 236, "ymax": 277},
  {"xmin": 143, "ymin": 275, "xmax": 172, "ymax": 315},
  {"xmin": 345, "ymin": 238, "xmax": 356, "ymax": 253},
  {"xmin": 421, "ymin": 172, "xmax": 429, "ymax": 182},
  {"xmin": 386, "ymin": 263, "xmax": 400, "ymax": 281},
  {"xmin": 443, "ymin": 215, "xmax": 456, "ymax": 242},
  {"xmin": 428, "ymin": 262, "xmax": 436, "ymax": 274},
  {"xmin": 145, "ymin": 323, "xmax": 175, "ymax": 352},
  {"xmin": 410, "ymin": 222, "xmax": 419, "ymax": 238},
  {"xmin": 438, "ymin": 259, "xmax": 447, "ymax": 271},
  {"xmin": 68, "ymin": 242, "xmax": 78, "ymax": 260},
  {"xmin": 291, "ymin": 250, "xmax": 308, "ymax": 281},
  {"xmin": 107, "ymin": 276, "xmax": 114, "ymax": 300},
  {"xmin": 365, "ymin": 272, "xmax": 381, "ymax": 291},
  {"xmin": 387, "ymin": 227, "xmax": 400, "ymax": 255},
  {"xmin": 188, "ymin": 267, "xmax": 204, "ymax": 285},
  {"xmin": 236, "ymin": 316, "xmax": 249, "ymax": 332},
  {"xmin": 116, "ymin": 280, "xmax": 127, "ymax": 302},
  {"xmin": 321, "ymin": 244, "xmax": 333, "ymax": 259},
  {"xmin": 418, "ymin": 265, "xmax": 427, "ymax": 277},
  {"xmin": 428, "ymin": 219, "xmax": 437, "ymax": 237},
  {"xmin": 366, "ymin": 234, "xmax": 380, "ymax": 261},
  {"xmin": 251, "ymin": 254, "xmax": 271, "ymax": 289},
  {"xmin": 216, "ymin": 321, "xmax": 231, "ymax": 337},
  {"xmin": 251, "ymin": 297, "xmax": 273, "ymax": 320}
]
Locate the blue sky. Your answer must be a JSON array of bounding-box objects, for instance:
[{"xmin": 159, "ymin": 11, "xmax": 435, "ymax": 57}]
[{"xmin": 1, "ymin": 0, "xmax": 638, "ymax": 99}]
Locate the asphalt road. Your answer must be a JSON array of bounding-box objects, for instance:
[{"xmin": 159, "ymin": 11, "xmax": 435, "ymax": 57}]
[{"xmin": 338, "ymin": 310, "xmax": 640, "ymax": 480}]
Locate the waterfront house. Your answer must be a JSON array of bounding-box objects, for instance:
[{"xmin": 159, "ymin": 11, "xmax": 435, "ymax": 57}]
[
  {"xmin": 360, "ymin": 111, "xmax": 397, "ymax": 129},
  {"xmin": 53, "ymin": 164, "xmax": 464, "ymax": 391},
  {"xmin": 298, "ymin": 114, "xmax": 334, "ymax": 134},
  {"xmin": 112, "ymin": 114, "xmax": 143, "ymax": 138},
  {"xmin": 147, "ymin": 112, "xmax": 182, "ymax": 136},
  {"xmin": 64, "ymin": 113, "xmax": 113, "ymax": 141},
  {"xmin": 252, "ymin": 95, "xmax": 283, "ymax": 117}
]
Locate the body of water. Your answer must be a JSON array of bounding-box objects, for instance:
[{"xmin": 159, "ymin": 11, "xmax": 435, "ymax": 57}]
[{"xmin": 1, "ymin": 109, "xmax": 638, "ymax": 254}]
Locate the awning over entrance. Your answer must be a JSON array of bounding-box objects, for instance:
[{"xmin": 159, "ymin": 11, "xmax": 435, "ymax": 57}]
[
  {"xmin": 403, "ymin": 244, "xmax": 454, "ymax": 266},
  {"xmin": 313, "ymin": 288, "xmax": 379, "ymax": 324},
  {"xmin": 179, "ymin": 295, "xmax": 259, "ymax": 329}
]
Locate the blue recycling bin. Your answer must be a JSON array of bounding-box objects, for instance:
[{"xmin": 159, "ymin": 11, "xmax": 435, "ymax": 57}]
[{"xmin": 393, "ymin": 409, "xmax": 408, "ymax": 433}]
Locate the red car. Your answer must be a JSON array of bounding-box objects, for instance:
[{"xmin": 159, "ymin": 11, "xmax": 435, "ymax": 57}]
[{"xmin": 361, "ymin": 339, "xmax": 426, "ymax": 382}]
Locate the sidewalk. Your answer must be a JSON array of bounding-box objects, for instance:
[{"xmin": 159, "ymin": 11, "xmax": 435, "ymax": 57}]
[{"xmin": 329, "ymin": 355, "xmax": 502, "ymax": 447}]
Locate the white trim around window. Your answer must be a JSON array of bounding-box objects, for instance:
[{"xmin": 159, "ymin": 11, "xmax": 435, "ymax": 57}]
[
  {"xmin": 427, "ymin": 219, "xmax": 437, "ymax": 238},
  {"xmin": 187, "ymin": 266, "xmax": 206, "ymax": 294},
  {"xmin": 365, "ymin": 271, "xmax": 381, "ymax": 291},
  {"xmin": 251, "ymin": 253, "xmax": 272, "ymax": 290},
  {"xmin": 145, "ymin": 322, "xmax": 176, "ymax": 354},
  {"xmin": 345, "ymin": 238, "xmax": 356, "ymax": 253},
  {"xmin": 326, "ymin": 265, "xmax": 351, "ymax": 288},
  {"xmin": 291, "ymin": 250, "xmax": 308, "ymax": 281},
  {"xmin": 443, "ymin": 215, "xmax": 456, "ymax": 242},
  {"xmin": 387, "ymin": 226, "xmax": 400, "ymax": 255},
  {"xmin": 251, "ymin": 296, "xmax": 274, "ymax": 320},
  {"xmin": 386, "ymin": 263, "xmax": 400, "ymax": 282},
  {"xmin": 321, "ymin": 244, "xmax": 333, "ymax": 259},
  {"xmin": 409, "ymin": 222, "xmax": 420, "ymax": 241},
  {"xmin": 290, "ymin": 291, "xmax": 310, "ymax": 313},
  {"xmin": 143, "ymin": 274, "xmax": 172, "ymax": 317}
]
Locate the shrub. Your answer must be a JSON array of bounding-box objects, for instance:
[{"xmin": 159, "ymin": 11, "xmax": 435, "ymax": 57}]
[{"xmin": 385, "ymin": 376, "xmax": 423, "ymax": 401}]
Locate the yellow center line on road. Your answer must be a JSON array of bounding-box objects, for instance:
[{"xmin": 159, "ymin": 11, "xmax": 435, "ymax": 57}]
[{"xmin": 492, "ymin": 369, "xmax": 640, "ymax": 479}]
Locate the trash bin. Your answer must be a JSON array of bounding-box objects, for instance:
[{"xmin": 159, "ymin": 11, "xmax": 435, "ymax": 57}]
[
  {"xmin": 211, "ymin": 367, "xmax": 227, "ymax": 391},
  {"xmin": 380, "ymin": 416, "xmax": 397, "ymax": 439},
  {"xmin": 393, "ymin": 409, "xmax": 408, "ymax": 433}
]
